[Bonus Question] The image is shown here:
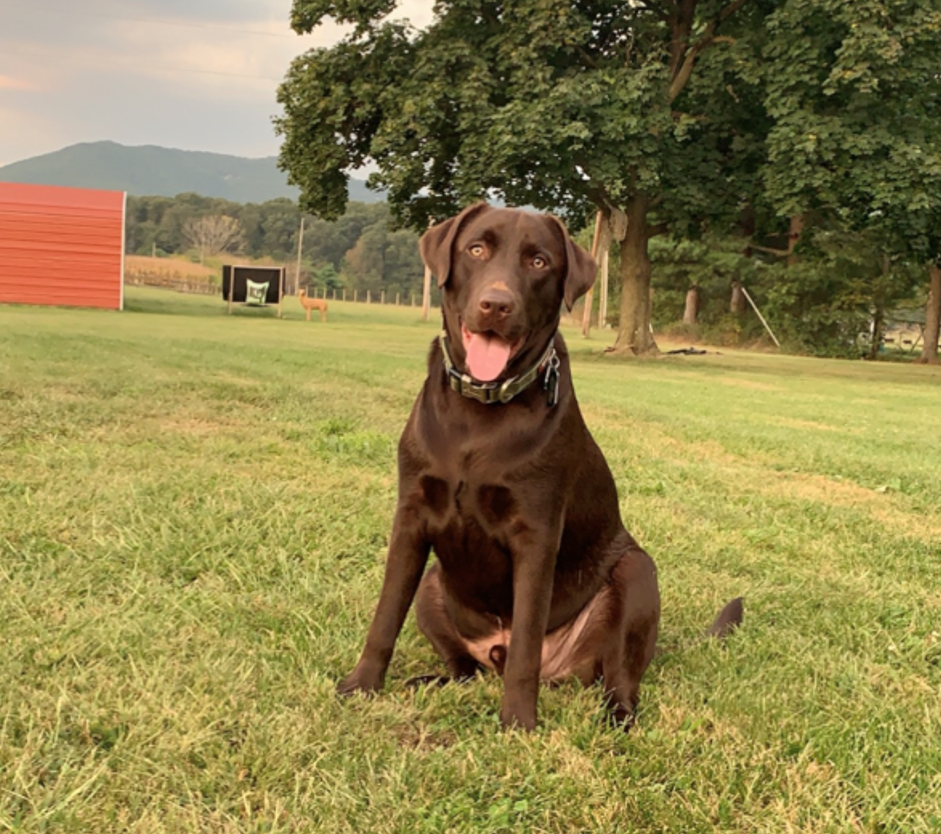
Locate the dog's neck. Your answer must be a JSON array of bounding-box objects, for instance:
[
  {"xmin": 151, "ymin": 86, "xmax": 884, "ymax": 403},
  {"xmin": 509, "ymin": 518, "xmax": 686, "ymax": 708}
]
[{"xmin": 437, "ymin": 331, "xmax": 561, "ymax": 407}]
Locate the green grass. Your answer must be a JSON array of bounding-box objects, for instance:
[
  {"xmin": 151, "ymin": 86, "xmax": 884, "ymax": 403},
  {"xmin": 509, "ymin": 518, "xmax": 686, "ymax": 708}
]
[{"xmin": 2, "ymin": 287, "xmax": 940, "ymax": 833}]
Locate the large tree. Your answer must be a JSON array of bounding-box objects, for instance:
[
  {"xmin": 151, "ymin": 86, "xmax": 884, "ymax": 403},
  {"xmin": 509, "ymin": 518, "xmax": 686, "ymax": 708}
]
[
  {"xmin": 276, "ymin": 0, "xmax": 769, "ymax": 355},
  {"xmin": 754, "ymin": 0, "xmax": 941, "ymax": 358}
]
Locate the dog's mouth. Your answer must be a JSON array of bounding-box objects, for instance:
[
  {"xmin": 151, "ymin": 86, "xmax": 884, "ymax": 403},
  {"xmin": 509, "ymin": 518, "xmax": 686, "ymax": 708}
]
[{"xmin": 460, "ymin": 323, "xmax": 525, "ymax": 382}]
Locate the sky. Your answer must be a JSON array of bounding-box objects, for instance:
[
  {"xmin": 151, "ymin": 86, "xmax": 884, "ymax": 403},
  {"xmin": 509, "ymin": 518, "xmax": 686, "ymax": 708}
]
[{"xmin": 0, "ymin": 0, "xmax": 434, "ymax": 167}]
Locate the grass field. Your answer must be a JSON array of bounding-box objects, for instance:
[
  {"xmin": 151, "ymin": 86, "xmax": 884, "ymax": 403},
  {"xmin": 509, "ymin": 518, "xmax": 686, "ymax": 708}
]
[{"xmin": 2, "ymin": 287, "xmax": 940, "ymax": 833}]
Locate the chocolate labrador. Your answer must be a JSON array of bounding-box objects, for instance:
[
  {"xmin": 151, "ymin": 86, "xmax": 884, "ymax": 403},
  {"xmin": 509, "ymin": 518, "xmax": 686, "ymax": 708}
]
[{"xmin": 337, "ymin": 203, "xmax": 741, "ymax": 730}]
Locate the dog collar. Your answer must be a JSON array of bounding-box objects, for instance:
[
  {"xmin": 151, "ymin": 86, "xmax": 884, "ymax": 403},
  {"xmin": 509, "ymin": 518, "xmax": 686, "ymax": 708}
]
[{"xmin": 438, "ymin": 331, "xmax": 561, "ymax": 406}]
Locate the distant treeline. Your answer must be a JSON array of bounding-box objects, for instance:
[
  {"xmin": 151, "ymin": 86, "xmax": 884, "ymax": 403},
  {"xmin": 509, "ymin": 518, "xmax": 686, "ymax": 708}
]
[{"xmin": 125, "ymin": 194, "xmax": 428, "ymax": 300}]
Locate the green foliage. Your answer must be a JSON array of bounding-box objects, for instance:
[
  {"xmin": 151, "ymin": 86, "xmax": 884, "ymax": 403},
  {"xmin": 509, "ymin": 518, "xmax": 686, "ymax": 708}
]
[
  {"xmin": 311, "ymin": 263, "xmax": 343, "ymax": 291},
  {"xmin": 276, "ymin": 0, "xmax": 941, "ymax": 358},
  {"xmin": 125, "ymin": 196, "xmax": 428, "ymax": 301},
  {"xmin": 648, "ymin": 226, "xmax": 926, "ymax": 358},
  {"xmin": 759, "ymin": 227, "xmax": 925, "ymax": 357},
  {"xmin": 650, "ymin": 236, "xmax": 764, "ymax": 328},
  {"xmin": 758, "ymin": 0, "xmax": 941, "ymax": 261},
  {"xmin": 276, "ymin": 1, "xmax": 763, "ymax": 231}
]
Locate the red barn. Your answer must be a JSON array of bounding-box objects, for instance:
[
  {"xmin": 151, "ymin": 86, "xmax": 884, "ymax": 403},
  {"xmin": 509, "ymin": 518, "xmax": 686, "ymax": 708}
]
[{"xmin": 0, "ymin": 182, "xmax": 126, "ymax": 310}]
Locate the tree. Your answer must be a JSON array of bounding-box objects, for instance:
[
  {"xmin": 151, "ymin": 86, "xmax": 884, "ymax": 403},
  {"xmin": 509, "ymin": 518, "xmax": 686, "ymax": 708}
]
[
  {"xmin": 276, "ymin": 0, "xmax": 769, "ymax": 355},
  {"xmin": 181, "ymin": 215, "xmax": 245, "ymax": 263},
  {"xmin": 918, "ymin": 265, "xmax": 941, "ymax": 365},
  {"xmin": 754, "ymin": 0, "xmax": 941, "ymax": 359}
]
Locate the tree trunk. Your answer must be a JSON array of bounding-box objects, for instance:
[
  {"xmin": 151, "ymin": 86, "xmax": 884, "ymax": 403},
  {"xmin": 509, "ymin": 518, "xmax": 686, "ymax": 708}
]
[
  {"xmin": 867, "ymin": 305, "xmax": 885, "ymax": 361},
  {"xmin": 683, "ymin": 286, "xmax": 700, "ymax": 325},
  {"xmin": 730, "ymin": 281, "xmax": 746, "ymax": 315},
  {"xmin": 917, "ymin": 264, "xmax": 941, "ymax": 365},
  {"xmin": 787, "ymin": 214, "xmax": 804, "ymax": 267},
  {"xmin": 611, "ymin": 194, "xmax": 659, "ymax": 355}
]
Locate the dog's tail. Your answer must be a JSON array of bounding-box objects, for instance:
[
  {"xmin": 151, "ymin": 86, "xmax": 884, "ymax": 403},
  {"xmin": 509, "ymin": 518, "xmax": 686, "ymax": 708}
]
[
  {"xmin": 706, "ymin": 597, "xmax": 744, "ymax": 639},
  {"xmin": 653, "ymin": 597, "xmax": 743, "ymax": 659}
]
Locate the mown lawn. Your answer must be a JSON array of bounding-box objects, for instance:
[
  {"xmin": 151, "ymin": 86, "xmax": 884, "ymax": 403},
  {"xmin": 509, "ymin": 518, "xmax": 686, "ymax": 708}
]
[{"xmin": 1, "ymin": 287, "xmax": 940, "ymax": 833}]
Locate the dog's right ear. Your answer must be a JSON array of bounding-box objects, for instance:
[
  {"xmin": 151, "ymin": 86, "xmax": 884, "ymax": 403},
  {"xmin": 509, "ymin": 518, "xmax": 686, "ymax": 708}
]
[{"xmin": 419, "ymin": 202, "xmax": 491, "ymax": 288}]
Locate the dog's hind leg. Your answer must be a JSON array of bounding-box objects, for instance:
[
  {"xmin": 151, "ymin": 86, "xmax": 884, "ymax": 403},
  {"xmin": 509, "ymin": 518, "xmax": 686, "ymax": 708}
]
[
  {"xmin": 598, "ymin": 540, "xmax": 660, "ymax": 728},
  {"xmin": 414, "ymin": 563, "xmax": 483, "ymax": 682}
]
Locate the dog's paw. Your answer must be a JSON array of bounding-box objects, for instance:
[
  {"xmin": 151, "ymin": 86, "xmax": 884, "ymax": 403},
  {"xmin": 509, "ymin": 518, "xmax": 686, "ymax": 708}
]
[
  {"xmin": 336, "ymin": 672, "xmax": 383, "ymax": 697},
  {"xmin": 500, "ymin": 706, "xmax": 537, "ymax": 732}
]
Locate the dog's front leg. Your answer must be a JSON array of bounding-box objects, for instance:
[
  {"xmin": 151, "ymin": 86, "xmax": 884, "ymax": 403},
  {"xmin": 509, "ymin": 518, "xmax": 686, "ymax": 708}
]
[
  {"xmin": 500, "ymin": 535, "xmax": 558, "ymax": 731},
  {"xmin": 337, "ymin": 506, "xmax": 429, "ymax": 695}
]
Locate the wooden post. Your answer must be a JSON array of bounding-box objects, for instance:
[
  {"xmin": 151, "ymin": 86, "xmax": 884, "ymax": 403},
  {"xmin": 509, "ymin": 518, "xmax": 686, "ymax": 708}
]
[
  {"xmin": 227, "ymin": 266, "xmax": 234, "ymax": 315},
  {"xmin": 598, "ymin": 245, "xmax": 610, "ymax": 329},
  {"xmin": 395, "ymin": 292, "xmax": 400, "ymax": 306},
  {"xmin": 730, "ymin": 281, "xmax": 746, "ymax": 315},
  {"xmin": 683, "ymin": 286, "xmax": 700, "ymax": 325},
  {"xmin": 422, "ymin": 218, "xmax": 434, "ymax": 321},
  {"xmin": 381, "ymin": 290, "xmax": 385, "ymax": 304},
  {"xmin": 294, "ymin": 216, "xmax": 305, "ymax": 298},
  {"xmin": 367, "ymin": 290, "xmax": 372, "ymax": 304},
  {"xmin": 342, "ymin": 289, "xmax": 347, "ymax": 302},
  {"xmin": 582, "ymin": 211, "xmax": 605, "ymax": 337},
  {"xmin": 277, "ymin": 266, "xmax": 284, "ymax": 318}
]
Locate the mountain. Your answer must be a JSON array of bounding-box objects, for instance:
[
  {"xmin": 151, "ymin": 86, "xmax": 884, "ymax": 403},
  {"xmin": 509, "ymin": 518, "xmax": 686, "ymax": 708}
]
[{"xmin": 0, "ymin": 141, "xmax": 382, "ymax": 205}]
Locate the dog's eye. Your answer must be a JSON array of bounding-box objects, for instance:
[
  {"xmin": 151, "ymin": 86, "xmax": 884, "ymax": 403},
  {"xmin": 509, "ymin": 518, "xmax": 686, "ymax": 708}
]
[
  {"xmin": 468, "ymin": 243, "xmax": 487, "ymax": 258},
  {"xmin": 532, "ymin": 256, "xmax": 548, "ymax": 269}
]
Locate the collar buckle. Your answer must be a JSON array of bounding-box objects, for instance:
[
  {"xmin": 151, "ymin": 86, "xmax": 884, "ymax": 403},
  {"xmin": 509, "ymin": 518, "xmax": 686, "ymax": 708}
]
[{"xmin": 543, "ymin": 353, "xmax": 561, "ymax": 408}]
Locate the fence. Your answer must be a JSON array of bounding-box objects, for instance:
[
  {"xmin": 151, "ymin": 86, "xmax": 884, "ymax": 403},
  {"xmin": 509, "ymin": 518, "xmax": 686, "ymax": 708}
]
[
  {"xmin": 124, "ymin": 267, "xmax": 219, "ymax": 296},
  {"xmin": 124, "ymin": 271, "xmax": 434, "ymax": 307},
  {"xmin": 301, "ymin": 287, "xmax": 434, "ymax": 307}
]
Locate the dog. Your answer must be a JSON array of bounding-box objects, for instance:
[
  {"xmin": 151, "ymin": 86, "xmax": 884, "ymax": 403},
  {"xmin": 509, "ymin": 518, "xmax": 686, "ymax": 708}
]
[
  {"xmin": 338, "ymin": 203, "xmax": 741, "ymax": 730},
  {"xmin": 298, "ymin": 288, "xmax": 328, "ymax": 322}
]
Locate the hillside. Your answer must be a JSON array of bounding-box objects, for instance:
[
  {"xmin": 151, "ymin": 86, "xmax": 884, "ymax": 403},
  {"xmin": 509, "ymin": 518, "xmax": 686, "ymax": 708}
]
[{"xmin": 0, "ymin": 141, "xmax": 381, "ymax": 205}]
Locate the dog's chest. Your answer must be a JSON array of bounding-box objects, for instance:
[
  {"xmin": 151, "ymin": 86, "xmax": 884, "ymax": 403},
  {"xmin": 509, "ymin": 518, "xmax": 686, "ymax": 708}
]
[
  {"xmin": 419, "ymin": 464, "xmax": 519, "ymax": 531},
  {"xmin": 417, "ymin": 465, "xmax": 520, "ymax": 597}
]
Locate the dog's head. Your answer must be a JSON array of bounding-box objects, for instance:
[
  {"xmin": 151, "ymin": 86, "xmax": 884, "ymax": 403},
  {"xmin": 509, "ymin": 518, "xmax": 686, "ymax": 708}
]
[{"xmin": 420, "ymin": 203, "xmax": 596, "ymax": 383}]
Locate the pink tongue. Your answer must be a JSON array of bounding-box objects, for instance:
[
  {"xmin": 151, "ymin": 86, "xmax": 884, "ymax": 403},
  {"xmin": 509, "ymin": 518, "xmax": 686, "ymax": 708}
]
[{"xmin": 463, "ymin": 331, "xmax": 512, "ymax": 382}]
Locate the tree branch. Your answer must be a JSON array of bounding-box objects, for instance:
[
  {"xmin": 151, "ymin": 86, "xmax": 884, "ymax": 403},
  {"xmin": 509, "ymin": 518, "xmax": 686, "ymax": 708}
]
[
  {"xmin": 748, "ymin": 243, "xmax": 793, "ymax": 257},
  {"xmin": 719, "ymin": 0, "xmax": 751, "ymax": 22},
  {"xmin": 668, "ymin": 29, "xmax": 714, "ymax": 103},
  {"xmin": 667, "ymin": 0, "xmax": 750, "ymax": 103}
]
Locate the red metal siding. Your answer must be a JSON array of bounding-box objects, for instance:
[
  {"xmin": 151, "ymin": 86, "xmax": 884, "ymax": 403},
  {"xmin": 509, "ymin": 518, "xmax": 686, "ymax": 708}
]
[{"xmin": 0, "ymin": 183, "xmax": 125, "ymax": 310}]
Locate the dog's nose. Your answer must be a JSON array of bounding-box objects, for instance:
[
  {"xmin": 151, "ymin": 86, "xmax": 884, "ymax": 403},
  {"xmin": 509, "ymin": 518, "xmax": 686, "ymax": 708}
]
[{"xmin": 478, "ymin": 290, "xmax": 515, "ymax": 321}]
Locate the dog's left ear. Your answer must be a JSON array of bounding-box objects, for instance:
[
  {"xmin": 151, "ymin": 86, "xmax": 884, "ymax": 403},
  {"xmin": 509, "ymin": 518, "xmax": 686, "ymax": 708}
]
[
  {"xmin": 547, "ymin": 215, "xmax": 598, "ymax": 311},
  {"xmin": 420, "ymin": 202, "xmax": 491, "ymax": 288}
]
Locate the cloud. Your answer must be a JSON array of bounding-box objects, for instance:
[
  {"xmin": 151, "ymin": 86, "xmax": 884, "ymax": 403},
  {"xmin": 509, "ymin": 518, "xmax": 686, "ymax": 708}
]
[
  {"xmin": 0, "ymin": 74, "xmax": 40, "ymax": 92},
  {"xmin": 0, "ymin": 0, "xmax": 435, "ymax": 166}
]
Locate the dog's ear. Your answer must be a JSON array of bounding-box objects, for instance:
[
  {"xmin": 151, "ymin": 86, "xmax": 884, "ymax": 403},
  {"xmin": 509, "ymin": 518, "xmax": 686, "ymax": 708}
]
[
  {"xmin": 547, "ymin": 214, "xmax": 598, "ymax": 312},
  {"xmin": 420, "ymin": 202, "xmax": 491, "ymax": 288}
]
